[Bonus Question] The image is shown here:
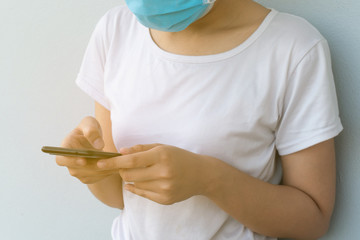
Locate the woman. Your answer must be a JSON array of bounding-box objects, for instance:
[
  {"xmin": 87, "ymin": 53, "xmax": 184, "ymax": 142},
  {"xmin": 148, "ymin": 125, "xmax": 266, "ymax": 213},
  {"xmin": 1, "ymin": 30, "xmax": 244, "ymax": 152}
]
[{"xmin": 56, "ymin": 0, "xmax": 343, "ymax": 239}]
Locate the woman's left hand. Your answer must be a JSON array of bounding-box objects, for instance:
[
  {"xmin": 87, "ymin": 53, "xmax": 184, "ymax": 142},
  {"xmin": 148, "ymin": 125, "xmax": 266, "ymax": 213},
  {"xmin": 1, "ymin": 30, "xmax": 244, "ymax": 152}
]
[{"xmin": 97, "ymin": 144, "xmax": 210, "ymax": 205}]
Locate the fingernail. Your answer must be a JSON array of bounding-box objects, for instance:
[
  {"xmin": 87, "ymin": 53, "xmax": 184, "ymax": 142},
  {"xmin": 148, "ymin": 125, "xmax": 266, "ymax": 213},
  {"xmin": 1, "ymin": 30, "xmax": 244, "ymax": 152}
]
[
  {"xmin": 93, "ymin": 138, "xmax": 104, "ymax": 149},
  {"xmin": 97, "ymin": 160, "xmax": 106, "ymax": 168},
  {"xmin": 119, "ymin": 148, "xmax": 129, "ymax": 154},
  {"xmin": 76, "ymin": 159, "xmax": 85, "ymax": 166}
]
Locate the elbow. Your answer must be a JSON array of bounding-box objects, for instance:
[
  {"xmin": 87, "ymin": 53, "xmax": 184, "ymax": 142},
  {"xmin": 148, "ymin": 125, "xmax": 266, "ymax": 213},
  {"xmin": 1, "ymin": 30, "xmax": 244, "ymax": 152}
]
[
  {"xmin": 103, "ymin": 200, "xmax": 124, "ymax": 210},
  {"xmin": 293, "ymin": 215, "xmax": 332, "ymax": 240},
  {"xmin": 313, "ymin": 219, "xmax": 331, "ymax": 239},
  {"xmin": 312, "ymin": 207, "xmax": 333, "ymax": 239}
]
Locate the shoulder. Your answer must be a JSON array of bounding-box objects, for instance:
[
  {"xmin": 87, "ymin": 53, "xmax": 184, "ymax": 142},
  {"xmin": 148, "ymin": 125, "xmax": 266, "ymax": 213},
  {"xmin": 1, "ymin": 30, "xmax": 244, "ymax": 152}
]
[
  {"xmin": 257, "ymin": 10, "xmax": 330, "ymax": 73},
  {"xmin": 95, "ymin": 5, "xmax": 140, "ymax": 35},
  {"xmin": 263, "ymin": 10, "xmax": 326, "ymax": 55},
  {"xmin": 274, "ymin": 12, "xmax": 322, "ymax": 35},
  {"xmin": 101, "ymin": 5, "xmax": 135, "ymax": 23},
  {"xmin": 90, "ymin": 4, "xmax": 145, "ymax": 48},
  {"xmin": 269, "ymin": 10, "xmax": 325, "ymax": 44}
]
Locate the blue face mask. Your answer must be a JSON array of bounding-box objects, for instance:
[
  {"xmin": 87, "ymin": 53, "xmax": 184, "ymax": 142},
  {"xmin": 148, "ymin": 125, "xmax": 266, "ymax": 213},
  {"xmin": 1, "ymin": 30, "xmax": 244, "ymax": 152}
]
[{"xmin": 125, "ymin": 0, "xmax": 216, "ymax": 32}]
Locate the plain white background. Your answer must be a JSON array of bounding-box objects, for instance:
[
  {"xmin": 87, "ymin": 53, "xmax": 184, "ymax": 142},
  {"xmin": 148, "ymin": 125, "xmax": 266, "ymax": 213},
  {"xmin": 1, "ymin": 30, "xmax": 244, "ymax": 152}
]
[
  {"xmin": 1, "ymin": 0, "xmax": 359, "ymax": 239},
  {"xmin": 0, "ymin": 1, "xmax": 122, "ymax": 239}
]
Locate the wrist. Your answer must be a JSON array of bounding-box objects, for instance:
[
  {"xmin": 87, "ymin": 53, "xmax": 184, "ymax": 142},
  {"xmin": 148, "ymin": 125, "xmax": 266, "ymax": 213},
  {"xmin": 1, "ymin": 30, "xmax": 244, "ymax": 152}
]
[{"xmin": 196, "ymin": 154, "xmax": 224, "ymax": 199}]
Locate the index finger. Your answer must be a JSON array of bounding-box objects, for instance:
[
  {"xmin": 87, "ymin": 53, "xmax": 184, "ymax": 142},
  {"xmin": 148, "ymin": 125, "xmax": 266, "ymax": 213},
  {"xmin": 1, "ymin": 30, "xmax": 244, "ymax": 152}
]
[
  {"xmin": 78, "ymin": 116, "xmax": 104, "ymax": 149},
  {"xmin": 97, "ymin": 149, "xmax": 158, "ymax": 170},
  {"xmin": 56, "ymin": 155, "xmax": 87, "ymax": 168}
]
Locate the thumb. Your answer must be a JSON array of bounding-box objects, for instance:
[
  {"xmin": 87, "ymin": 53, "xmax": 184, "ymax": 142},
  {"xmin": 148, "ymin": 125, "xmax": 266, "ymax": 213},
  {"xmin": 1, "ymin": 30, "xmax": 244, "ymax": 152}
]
[
  {"xmin": 120, "ymin": 143, "xmax": 162, "ymax": 154},
  {"xmin": 78, "ymin": 116, "xmax": 105, "ymax": 150}
]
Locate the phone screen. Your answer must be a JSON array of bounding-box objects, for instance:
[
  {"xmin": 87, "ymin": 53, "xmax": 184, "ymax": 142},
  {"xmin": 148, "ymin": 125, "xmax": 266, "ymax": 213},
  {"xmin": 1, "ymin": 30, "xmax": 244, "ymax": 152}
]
[{"xmin": 41, "ymin": 146, "xmax": 122, "ymax": 159}]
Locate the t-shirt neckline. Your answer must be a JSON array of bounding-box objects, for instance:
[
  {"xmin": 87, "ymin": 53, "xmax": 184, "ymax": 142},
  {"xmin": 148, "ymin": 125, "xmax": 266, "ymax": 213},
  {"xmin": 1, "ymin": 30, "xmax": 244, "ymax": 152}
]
[{"xmin": 144, "ymin": 9, "xmax": 278, "ymax": 64}]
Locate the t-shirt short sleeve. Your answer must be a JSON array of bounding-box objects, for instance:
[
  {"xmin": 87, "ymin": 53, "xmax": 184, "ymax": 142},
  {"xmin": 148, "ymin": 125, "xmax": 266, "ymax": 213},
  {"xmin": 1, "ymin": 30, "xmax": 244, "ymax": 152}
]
[
  {"xmin": 76, "ymin": 13, "xmax": 111, "ymax": 110},
  {"xmin": 275, "ymin": 39, "xmax": 343, "ymax": 156}
]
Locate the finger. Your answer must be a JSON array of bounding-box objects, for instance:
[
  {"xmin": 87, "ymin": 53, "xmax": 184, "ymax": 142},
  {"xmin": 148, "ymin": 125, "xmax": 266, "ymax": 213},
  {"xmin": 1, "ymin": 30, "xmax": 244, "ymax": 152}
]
[
  {"xmin": 79, "ymin": 176, "xmax": 112, "ymax": 184},
  {"xmin": 60, "ymin": 130, "xmax": 94, "ymax": 151},
  {"xmin": 120, "ymin": 143, "xmax": 162, "ymax": 155},
  {"xmin": 56, "ymin": 156, "xmax": 86, "ymax": 168},
  {"xmin": 56, "ymin": 155, "xmax": 100, "ymax": 169},
  {"xmin": 119, "ymin": 165, "xmax": 158, "ymax": 182},
  {"xmin": 124, "ymin": 183, "xmax": 173, "ymax": 205},
  {"xmin": 130, "ymin": 180, "xmax": 162, "ymax": 192},
  {"xmin": 56, "ymin": 155, "xmax": 80, "ymax": 167},
  {"xmin": 97, "ymin": 149, "xmax": 158, "ymax": 170},
  {"xmin": 78, "ymin": 116, "xmax": 104, "ymax": 150},
  {"xmin": 69, "ymin": 171, "xmax": 116, "ymax": 184},
  {"xmin": 68, "ymin": 167, "xmax": 117, "ymax": 178}
]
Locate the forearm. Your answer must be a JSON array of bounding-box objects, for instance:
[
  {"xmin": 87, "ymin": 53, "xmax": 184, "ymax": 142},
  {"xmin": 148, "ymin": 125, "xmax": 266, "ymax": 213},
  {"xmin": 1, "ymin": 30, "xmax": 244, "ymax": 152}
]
[
  {"xmin": 87, "ymin": 173, "xmax": 124, "ymax": 209},
  {"xmin": 201, "ymin": 156, "xmax": 329, "ymax": 239}
]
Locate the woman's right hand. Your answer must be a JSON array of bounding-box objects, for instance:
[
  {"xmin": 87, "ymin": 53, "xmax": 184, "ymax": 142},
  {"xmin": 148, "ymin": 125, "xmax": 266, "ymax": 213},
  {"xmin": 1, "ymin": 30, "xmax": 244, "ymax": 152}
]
[{"xmin": 56, "ymin": 116, "xmax": 117, "ymax": 184}]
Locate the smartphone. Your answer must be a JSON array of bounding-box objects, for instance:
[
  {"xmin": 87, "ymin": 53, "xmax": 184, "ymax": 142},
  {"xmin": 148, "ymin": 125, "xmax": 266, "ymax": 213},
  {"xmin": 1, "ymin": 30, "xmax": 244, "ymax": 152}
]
[{"xmin": 41, "ymin": 146, "xmax": 122, "ymax": 159}]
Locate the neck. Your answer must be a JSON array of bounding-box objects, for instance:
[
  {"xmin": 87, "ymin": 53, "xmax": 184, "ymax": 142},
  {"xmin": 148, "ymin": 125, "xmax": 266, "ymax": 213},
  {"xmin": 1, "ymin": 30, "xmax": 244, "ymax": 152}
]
[
  {"xmin": 151, "ymin": 0, "xmax": 268, "ymax": 37},
  {"xmin": 149, "ymin": 0, "xmax": 270, "ymax": 56}
]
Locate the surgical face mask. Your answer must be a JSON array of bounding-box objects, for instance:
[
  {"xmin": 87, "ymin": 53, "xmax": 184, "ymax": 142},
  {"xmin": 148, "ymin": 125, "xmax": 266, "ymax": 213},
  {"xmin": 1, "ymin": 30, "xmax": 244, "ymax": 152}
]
[{"xmin": 125, "ymin": 0, "xmax": 216, "ymax": 32}]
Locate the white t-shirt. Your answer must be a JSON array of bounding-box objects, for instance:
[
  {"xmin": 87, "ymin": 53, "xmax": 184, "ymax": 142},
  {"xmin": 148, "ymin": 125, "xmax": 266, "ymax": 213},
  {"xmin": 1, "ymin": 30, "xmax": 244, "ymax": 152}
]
[{"xmin": 76, "ymin": 5, "xmax": 343, "ymax": 240}]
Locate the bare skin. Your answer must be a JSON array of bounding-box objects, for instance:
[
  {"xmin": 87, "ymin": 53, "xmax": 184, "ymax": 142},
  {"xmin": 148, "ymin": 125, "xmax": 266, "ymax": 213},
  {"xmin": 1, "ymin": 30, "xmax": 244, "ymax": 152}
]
[
  {"xmin": 150, "ymin": 0, "xmax": 270, "ymax": 56},
  {"xmin": 56, "ymin": 0, "xmax": 336, "ymax": 239}
]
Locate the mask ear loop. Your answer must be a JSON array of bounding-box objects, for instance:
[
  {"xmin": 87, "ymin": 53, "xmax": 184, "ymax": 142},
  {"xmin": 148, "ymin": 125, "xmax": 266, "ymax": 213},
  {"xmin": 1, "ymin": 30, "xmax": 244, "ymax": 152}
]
[
  {"xmin": 203, "ymin": 0, "xmax": 216, "ymax": 3},
  {"xmin": 199, "ymin": 0, "xmax": 216, "ymax": 19}
]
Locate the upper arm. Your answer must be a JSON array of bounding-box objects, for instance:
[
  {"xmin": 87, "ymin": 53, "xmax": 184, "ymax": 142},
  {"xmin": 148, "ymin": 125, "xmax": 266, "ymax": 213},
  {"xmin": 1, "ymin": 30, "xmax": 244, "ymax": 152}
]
[
  {"xmin": 280, "ymin": 138, "xmax": 336, "ymax": 224},
  {"xmin": 95, "ymin": 102, "xmax": 118, "ymax": 152}
]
